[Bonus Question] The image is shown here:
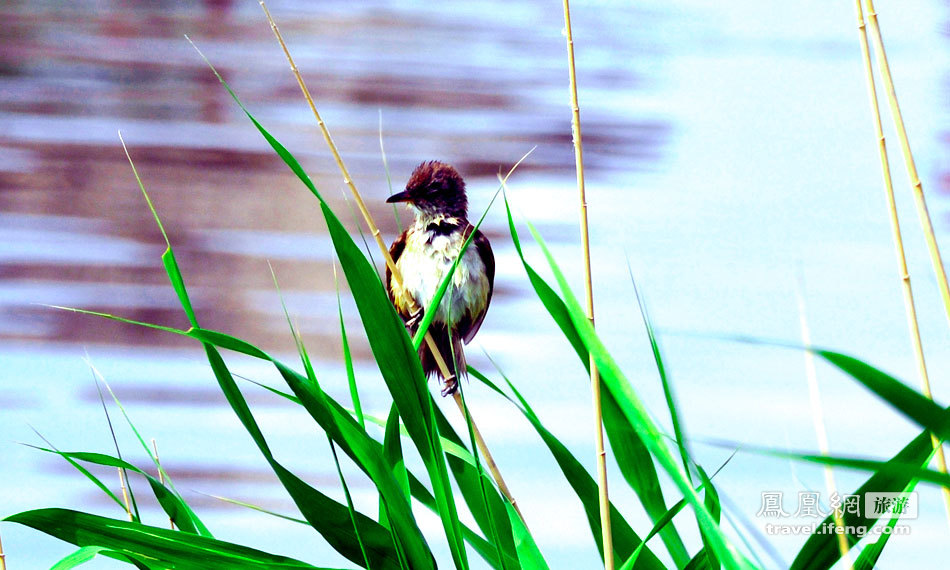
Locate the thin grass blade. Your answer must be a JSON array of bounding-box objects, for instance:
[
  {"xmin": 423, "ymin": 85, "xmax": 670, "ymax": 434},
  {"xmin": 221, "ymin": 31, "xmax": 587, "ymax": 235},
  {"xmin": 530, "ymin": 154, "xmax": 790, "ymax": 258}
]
[
  {"xmin": 87, "ymin": 366, "xmax": 140, "ymax": 523},
  {"xmin": 333, "ymin": 261, "xmax": 363, "ymax": 428},
  {"xmin": 201, "ymin": 493, "xmax": 308, "ymax": 525},
  {"xmin": 380, "ymin": 403, "xmax": 410, "ymax": 538},
  {"xmin": 25, "ymin": 431, "xmax": 126, "ymax": 513},
  {"xmin": 723, "ymin": 439, "xmax": 950, "ymax": 488},
  {"xmin": 695, "ymin": 465, "xmax": 721, "ymax": 570},
  {"xmin": 817, "ymin": 350, "xmax": 950, "ymax": 439},
  {"xmin": 383, "ymin": 404, "xmax": 411, "ymax": 500},
  {"xmin": 329, "ymin": 440, "xmax": 373, "ymax": 570},
  {"xmin": 6, "ymin": 509, "xmax": 333, "ymax": 569},
  {"xmin": 379, "ymin": 111, "xmax": 402, "ymax": 232}
]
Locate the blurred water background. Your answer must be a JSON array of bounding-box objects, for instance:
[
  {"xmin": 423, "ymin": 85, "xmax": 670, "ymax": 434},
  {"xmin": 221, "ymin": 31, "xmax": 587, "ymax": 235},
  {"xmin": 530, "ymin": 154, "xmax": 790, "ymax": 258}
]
[{"xmin": 1, "ymin": 0, "xmax": 949, "ymax": 567}]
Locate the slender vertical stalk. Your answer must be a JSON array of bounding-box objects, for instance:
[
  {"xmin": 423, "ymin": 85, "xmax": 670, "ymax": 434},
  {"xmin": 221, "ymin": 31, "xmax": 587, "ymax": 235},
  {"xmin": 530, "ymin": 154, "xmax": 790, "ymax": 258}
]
[
  {"xmin": 118, "ymin": 467, "xmax": 133, "ymax": 522},
  {"xmin": 796, "ymin": 286, "xmax": 851, "ymax": 561},
  {"xmin": 561, "ymin": 1, "xmax": 612, "ymax": 568},
  {"xmin": 0, "ymin": 528, "xmax": 6, "ymax": 570},
  {"xmin": 863, "ymin": 0, "xmax": 950, "ymax": 326},
  {"xmin": 379, "ymin": 112, "xmax": 403, "ymax": 232},
  {"xmin": 152, "ymin": 439, "xmax": 163, "ymax": 484},
  {"xmin": 859, "ymin": 0, "xmax": 950, "ymax": 524},
  {"xmin": 258, "ymin": 0, "xmax": 522, "ymax": 521}
]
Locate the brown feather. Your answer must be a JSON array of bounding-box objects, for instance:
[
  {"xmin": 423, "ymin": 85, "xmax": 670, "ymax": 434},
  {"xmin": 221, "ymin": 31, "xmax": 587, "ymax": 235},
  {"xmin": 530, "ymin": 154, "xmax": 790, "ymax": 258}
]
[
  {"xmin": 385, "ymin": 229, "xmax": 411, "ymax": 320},
  {"xmin": 460, "ymin": 224, "xmax": 494, "ymax": 344}
]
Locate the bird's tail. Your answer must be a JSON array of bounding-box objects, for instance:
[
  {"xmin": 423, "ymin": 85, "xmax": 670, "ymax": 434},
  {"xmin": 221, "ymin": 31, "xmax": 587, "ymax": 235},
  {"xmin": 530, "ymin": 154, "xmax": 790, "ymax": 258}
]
[{"xmin": 418, "ymin": 322, "xmax": 465, "ymax": 395}]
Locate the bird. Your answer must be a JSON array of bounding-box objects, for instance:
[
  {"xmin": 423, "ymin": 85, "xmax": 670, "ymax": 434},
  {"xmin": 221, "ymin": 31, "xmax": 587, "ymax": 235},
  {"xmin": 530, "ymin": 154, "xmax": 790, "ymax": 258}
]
[{"xmin": 385, "ymin": 161, "xmax": 494, "ymax": 396}]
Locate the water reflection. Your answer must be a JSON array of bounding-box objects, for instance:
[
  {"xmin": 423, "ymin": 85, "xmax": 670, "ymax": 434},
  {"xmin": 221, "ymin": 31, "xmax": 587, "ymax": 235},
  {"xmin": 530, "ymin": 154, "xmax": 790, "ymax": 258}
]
[{"xmin": 0, "ymin": 0, "xmax": 666, "ymax": 365}]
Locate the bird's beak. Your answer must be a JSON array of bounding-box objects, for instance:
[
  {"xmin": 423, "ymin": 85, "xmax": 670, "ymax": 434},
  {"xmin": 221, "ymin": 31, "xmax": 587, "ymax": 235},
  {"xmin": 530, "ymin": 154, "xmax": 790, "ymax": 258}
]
[{"xmin": 386, "ymin": 190, "xmax": 413, "ymax": 204}]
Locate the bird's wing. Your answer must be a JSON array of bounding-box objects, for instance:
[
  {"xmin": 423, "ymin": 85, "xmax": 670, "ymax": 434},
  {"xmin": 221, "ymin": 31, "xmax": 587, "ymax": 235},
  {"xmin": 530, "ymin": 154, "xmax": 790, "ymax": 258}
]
[
  {"xmin": 462, "ymin": 225, "xmax": 494, "ymax": 344},
  {"xmin": 386, "ymin": 230, "xmax": 411, "ymax": 318}
]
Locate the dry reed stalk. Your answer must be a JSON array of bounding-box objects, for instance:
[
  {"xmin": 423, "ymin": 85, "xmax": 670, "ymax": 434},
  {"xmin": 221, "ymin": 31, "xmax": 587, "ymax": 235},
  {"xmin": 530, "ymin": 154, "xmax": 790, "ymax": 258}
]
[
  {"xmin": 561, "ymin": 1, "xmax": 612, "ymax": 568},
  {"xmin": 796, "ymin": 287, "xmax": 851, "ymax": 561},
  {"xmin": 258, "ymin": 0, "xmax": 522, "ymax": 520},
  {"xmin": 152, "ymin": 438, "xmax": 164, "ymax": 485},
  {"xmin": 0, "ymin": 528, "xmax": 6, "ymax": 570},
  {"xmin": 118, "ymin": 467, "xmax": 133, "ymax": 522},
  {"xmin": 858, "ymin": 0, "xmax": 950, "ymax": 524},
  {"xmin": 152, "ymin": 438, "xmax": 175, "ymax": 530},
  {"xmin": 862, "ymin": 0, "xmax": 950, "ymax": 326},
  {"xmin": 456, "ymin": 389, "xmax": 524, "ymax": 520}
]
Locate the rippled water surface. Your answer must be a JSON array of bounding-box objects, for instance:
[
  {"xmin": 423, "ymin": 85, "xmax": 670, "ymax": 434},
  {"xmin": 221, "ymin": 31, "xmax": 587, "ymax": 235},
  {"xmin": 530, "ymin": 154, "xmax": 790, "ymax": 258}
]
[{"xmin": 2, "ymin": 0, "xmax": 949, "ymax": 568}]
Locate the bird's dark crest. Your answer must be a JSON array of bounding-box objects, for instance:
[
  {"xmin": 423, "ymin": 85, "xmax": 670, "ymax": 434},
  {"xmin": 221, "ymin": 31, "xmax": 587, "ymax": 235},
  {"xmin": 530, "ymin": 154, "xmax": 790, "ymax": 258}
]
[
  {"xmin": 406, "ymin": 161, "xmax": 465, "ymax": 195},
  {"xmin": 405, "ymin": 161, "xmax": 468, "ymax": 217}
]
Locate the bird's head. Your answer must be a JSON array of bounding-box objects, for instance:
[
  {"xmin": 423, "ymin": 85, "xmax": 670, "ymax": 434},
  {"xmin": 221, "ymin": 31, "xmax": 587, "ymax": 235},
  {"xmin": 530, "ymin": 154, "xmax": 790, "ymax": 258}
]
[{"xmin": 386, "ymin": 161, "xmax": 467, "ymax": 218}]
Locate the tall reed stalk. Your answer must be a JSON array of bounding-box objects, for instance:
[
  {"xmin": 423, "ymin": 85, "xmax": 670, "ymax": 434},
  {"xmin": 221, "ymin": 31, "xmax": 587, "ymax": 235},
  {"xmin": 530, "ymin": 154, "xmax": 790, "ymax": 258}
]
[
  {"xmin": 257, "ymin": 0, "xmax": 522, "ymax": 521},
  {"xmin": 862, "ymin": 0, "xmax": 950, "ymax": 326},
  {"xmin": 856, "ymin": 0, "xmax": 950, "ymax": 524},
  {"xmin": 560, "ymin": 1, "xmax": 612, "ymax": 568},
  {"xmin": 118, "ymin": 467, "xmax": 133, "ymax": 522},
  {"xmin": 0, "ymin": 528, "xmax": 6, "ymax": 570}
]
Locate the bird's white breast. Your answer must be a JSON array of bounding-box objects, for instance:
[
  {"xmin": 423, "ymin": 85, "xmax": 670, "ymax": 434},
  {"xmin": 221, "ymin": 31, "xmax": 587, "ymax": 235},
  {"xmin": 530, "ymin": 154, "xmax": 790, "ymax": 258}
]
[{"xmin": 397, "ymin": 223, "xmax": 489, "ymax": 327}]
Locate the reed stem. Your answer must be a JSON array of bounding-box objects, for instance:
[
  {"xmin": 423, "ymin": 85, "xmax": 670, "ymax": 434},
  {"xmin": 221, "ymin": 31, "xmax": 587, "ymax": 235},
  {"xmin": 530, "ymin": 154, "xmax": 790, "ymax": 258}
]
[
  {"xmin": 561, "ymin": 1, "xmax": 612, "ymax": 568},
  {"xmin": 0, "ymin": 528, "xmax": 7, "ymax": 570},
  {"xmin": 118, "ymin": 467, "xmax": 133, "ymax": 522},
  {"xmin": 258, "ymin": 0, "xmax": 521, "ymax": 521},
  {"xmin": 453, "ymin": 389, "xmax": 524, "ymax": 520},
  {"xmin": 860, "ymin": 0, "xmax": 950, "ymax": 526}
]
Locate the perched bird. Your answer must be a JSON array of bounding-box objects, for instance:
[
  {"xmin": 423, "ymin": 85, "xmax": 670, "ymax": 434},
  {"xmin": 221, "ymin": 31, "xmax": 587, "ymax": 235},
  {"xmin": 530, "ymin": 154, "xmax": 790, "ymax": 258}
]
[{"xmin": 385, "ymin": 161, "xmax": 494, "ymax": 395}]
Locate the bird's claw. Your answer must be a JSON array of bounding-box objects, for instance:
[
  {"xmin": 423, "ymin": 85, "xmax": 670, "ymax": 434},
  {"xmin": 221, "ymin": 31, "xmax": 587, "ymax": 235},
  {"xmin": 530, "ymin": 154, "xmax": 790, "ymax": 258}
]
[
  {"xmin": 406, "ymin": 308, "xmax": 424, "ymax": 329},
  {"xmin": 441, "ymin": 374, "xmax": 458, "ymax": 397}
]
